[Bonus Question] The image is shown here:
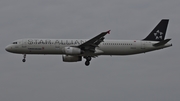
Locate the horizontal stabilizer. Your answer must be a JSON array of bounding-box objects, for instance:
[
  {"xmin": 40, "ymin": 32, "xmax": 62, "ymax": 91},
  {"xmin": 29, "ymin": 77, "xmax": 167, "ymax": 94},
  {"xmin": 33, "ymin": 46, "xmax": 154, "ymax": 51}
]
[{"xmin": 153, "ymin": 39, "xmax": 171, "ymax": 46}]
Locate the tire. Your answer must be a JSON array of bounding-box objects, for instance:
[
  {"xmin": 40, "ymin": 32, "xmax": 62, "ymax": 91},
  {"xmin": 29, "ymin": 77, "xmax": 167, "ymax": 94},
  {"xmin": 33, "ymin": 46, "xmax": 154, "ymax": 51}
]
[
  {"xmin": 87, "ymin": 57, "xmax": 91, "ymax": 61},
  {"xmin": 85, "ymin": 61, "xmax": 90, "ymax": 66},
  {"xmin": 22, "ymin": 59, "xmax": 26, "ymax": 62}
]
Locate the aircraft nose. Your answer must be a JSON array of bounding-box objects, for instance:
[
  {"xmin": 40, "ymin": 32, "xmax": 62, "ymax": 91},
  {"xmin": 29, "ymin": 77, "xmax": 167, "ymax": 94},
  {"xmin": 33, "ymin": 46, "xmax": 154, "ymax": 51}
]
[{"xmin": 5, "ymin": 45, "xmax": 12, "ymax": 52}]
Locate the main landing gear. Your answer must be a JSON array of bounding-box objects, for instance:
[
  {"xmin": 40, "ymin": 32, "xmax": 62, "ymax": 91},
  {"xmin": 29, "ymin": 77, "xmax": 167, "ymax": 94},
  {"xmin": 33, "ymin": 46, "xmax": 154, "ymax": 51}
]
[
  {"xmin": 22, "ymin": 54, "xmax": 26, "ymax": 62},
  {"xmin": 84, "ymin": 56, "xmax": 91, "ymax": 66}
]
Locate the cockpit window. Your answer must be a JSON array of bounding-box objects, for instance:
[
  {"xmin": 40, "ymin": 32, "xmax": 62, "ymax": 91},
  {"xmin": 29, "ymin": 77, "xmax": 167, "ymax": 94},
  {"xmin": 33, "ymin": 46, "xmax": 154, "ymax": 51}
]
[{"xmin": 12, "ymin": 42, "xmax": 18, "ymax": 44}]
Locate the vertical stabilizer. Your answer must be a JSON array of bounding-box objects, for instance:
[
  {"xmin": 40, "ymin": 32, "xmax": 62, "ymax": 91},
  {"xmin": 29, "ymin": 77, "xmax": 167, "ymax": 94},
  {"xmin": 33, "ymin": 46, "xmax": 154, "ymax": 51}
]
[{"xmin": 143, "ymin": 19, "xmax": 169, "ymax": 41}]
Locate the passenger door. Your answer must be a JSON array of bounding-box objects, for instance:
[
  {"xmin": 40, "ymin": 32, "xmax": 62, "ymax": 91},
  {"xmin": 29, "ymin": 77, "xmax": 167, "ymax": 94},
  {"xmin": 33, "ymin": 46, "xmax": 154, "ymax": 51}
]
[{"xmin": 22, "ymin": 40, "xmax": 27, "ymax": 48}]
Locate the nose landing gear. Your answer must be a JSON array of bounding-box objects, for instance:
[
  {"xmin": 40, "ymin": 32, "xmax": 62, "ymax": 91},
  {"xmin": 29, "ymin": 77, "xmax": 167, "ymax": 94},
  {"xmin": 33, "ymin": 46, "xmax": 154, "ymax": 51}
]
[{"xmin": 22, "ymin": 54, "xmax": 26, "ymax": 62}]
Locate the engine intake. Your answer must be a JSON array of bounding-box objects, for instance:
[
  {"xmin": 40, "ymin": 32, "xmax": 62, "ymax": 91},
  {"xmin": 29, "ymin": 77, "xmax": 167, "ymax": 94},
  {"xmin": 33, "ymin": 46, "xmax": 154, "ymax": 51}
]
[{"xmin": 62, "ymin": 55, "xmax": 82, "ymax": 62}]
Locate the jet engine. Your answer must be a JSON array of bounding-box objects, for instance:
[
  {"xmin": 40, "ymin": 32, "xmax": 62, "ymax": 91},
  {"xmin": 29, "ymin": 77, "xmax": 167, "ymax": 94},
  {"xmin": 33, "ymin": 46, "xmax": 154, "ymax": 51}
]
[
  {"xmin": 63, "ymin": 47, "xmax": 82, "ymax": 55},
  {"xmin": 62, "ymin": 55, "xmax": 82, "ymax": 62}
]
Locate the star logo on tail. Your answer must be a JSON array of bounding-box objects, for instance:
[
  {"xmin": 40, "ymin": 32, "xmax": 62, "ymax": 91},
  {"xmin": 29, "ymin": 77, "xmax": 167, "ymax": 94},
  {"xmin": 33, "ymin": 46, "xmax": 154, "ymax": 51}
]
[{"xmin": 154, "ymin": 30, "xmax": 163, "ymax": 39}]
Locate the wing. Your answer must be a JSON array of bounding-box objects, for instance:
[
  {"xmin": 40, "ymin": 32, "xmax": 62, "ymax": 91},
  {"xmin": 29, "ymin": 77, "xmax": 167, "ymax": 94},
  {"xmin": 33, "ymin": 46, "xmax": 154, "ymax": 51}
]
[{"xmin": 78, "ymin": 30, "xmax": 110, "ymax": 52}]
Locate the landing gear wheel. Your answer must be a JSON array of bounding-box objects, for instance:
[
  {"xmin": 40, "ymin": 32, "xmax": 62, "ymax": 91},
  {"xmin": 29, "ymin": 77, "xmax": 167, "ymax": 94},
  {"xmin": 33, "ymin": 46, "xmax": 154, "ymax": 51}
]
[
  {"xmin": 85, "ymin": 61, "xmax": 90, "ymax": 66},
  {"xmin": 84, "ymin": 56, "xmax": 92, "ymax": 61},
  {"xmin": 22, "ymin": 59, "xmax": 26, "ymax": 62},
  {"xmin": 22, "ymin": 54, "xmax": 26, "ymax": 62},
  {"xmin": 87, "ymin": 56, "xmax": 91, "ymax": 61}
]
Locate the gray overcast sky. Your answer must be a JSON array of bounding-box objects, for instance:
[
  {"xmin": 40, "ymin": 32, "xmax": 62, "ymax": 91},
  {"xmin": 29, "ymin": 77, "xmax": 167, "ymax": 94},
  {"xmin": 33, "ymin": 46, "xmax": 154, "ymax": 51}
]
[{"xmin": 0, "ymin": 0, "xmax": 179, "ymax": 101}]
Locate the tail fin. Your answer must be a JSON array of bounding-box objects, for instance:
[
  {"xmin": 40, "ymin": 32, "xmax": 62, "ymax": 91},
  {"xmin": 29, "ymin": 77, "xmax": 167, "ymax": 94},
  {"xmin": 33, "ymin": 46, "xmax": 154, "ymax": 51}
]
[{"xmin": 143, "ymin": 19, "xmax": 169, "ymax": 41}]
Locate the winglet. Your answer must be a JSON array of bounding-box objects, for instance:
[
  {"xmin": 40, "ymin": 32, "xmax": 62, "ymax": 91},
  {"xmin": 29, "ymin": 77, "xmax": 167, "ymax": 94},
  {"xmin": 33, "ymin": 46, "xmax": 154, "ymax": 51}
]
[{"xmin": 107, "ymin": 30, "xmax": 111, "ymax": 34}]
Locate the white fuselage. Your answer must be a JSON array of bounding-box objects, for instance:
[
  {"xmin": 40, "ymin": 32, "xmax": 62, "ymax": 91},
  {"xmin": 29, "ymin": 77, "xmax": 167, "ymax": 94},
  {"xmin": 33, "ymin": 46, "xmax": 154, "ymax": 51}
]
[{"xmin": 5, "ymin": 39, "xmax": 172, "ymax": 56}]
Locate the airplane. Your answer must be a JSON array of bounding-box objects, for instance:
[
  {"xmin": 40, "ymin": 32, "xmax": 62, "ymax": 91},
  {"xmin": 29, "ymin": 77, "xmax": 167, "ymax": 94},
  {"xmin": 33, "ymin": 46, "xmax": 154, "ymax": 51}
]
[{"xmin": 5, "ymin": 19, "xmax": 172, "ymax": 66}]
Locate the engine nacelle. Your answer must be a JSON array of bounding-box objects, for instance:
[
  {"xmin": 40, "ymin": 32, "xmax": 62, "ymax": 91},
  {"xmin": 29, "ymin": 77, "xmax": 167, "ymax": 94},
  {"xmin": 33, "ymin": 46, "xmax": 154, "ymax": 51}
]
[
  {"xmin": 63, "ymin": 47, "xmax": 82, "ymax": 55},
  {"xmin": 62, "ymin": 55, "xmax": 82, "ymax": 62}
]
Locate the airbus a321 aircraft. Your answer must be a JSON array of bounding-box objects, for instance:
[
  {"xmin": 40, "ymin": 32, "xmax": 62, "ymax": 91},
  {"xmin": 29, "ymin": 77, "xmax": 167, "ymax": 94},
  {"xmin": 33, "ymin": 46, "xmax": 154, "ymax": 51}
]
[{"xmin": 5, "ymin": 19, "xmax": 172, "ymax": 66}]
